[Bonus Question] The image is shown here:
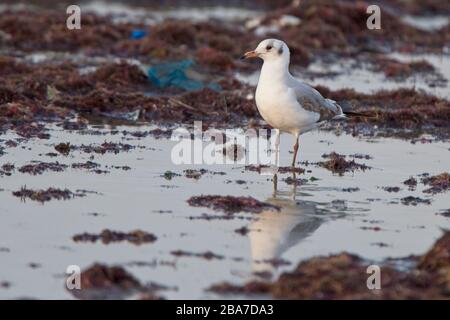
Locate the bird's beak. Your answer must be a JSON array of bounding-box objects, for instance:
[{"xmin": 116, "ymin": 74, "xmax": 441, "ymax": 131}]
[{"xmin": 240, "ymin": 50, "xmax": 259, "ymax": 60}]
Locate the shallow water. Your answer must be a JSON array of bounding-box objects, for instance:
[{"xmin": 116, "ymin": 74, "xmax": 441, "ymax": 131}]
[{"xmin": 1, "ymin": 124, "xmax": 449, "ymax": 299}]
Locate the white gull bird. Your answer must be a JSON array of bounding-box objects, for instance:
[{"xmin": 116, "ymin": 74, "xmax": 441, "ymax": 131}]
[{"xmin": 241, "ymin": 38, "xmax": 349, "ymax": 168}]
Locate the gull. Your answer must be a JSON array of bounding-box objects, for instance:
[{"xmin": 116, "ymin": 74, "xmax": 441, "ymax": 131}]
[{"xmin": 241, "ymin": 38, "xmax": 354, "ymax": 168}]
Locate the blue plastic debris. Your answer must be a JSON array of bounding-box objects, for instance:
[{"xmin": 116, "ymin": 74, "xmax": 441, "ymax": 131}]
[
  {"xmin": 147, "ymin": 60, "xmax": 221, "ymax": 92},
  {"xmin": 130, "ymin": 29, "xmax": 147, "ymax": 40}
]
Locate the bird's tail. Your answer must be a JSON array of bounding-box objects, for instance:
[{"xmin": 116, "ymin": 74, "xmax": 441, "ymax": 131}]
[
  {"xmin": 335, "ymin": 100, "xmax": 375, "ymax": 119},
  {"xmin": 343, "ymin": 111, "xmax": 373, "ymax": 118}
]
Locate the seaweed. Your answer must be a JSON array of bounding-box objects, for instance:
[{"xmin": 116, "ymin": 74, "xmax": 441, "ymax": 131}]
[
  {"xmin": 187, "ymin": 195, "xmax": 280, "ymax": 214},
  {"xmin": 208, "ymin": 231, "xmax": 450, "ymax": 299},
  {"xmin": 73, "ymin": 229, "xmax": 157, "ymax": 245}
]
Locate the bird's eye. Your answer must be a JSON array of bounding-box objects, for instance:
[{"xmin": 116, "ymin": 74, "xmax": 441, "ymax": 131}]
[{"xmin": 266, "ymin": 45, "xmax": 273, "ymax": 51}]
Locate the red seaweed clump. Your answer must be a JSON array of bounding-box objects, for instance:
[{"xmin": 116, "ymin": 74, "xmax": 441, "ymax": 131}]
[
  {"xmin": 400, "ymin": 196, "xmax": 431, "ymax": 206},
  {"xmin": 71, "ymin": 161, "xmax": 101, "ymax": 170},
  {"xmin": 418, "ymin": 232, "xmax": 450, "ymax": 273},
  {"xmin": 314, "ymin": 87, "xmax": 450, "ymax": 132},
  {"xmin": 318, "ymin": 152, "xmax": 370, "ymax": 175},
  {"xmin": 404, "ymin": 177, "xmax": 418, "ymax": 188},
  {"xmin": 372, "ymin": 57, "xmax": 436, "ymax": 78},
  {"xmin": 187, "ymin": 195, "xmax": 280, "ymax": 214},
  {"xmin": 69, "ymin": 263, "xmax": 165, "ymax": 300},
  {"xmin": 208, "ymin": 231, "xmax": 450, "ymax": 299},
  {"xmin": 14, "ymin": 124, "xmax": 51, "ymax": 139},
  {"xmin": 0, "ymin": 163, "xmax": 14, "ymax": 176},
  {"xmin": 195, "ymin": 47, "xmax": 235, "ymax": 71},
  {"xmin": 79, "ymin": 264, "xmax": 141, "ymax": 291},
  {"xmin": 71, "ymin": 263, "xmax": 142, "ymax": 300},
  {"xmin": 89, "ymin": 63, "xmax": 149, "ymax": 90},
  {"xmin": 0, "ymin": 11, "xmax": 132, "ymax": 53},
  {"xmin": 421, "ymin": 173, "xmax": 450, "ymax": 194},
  {"xmin": 12, "ymin": 187, "xmax": 84, "ymax": 202},
  {"xmin": 18, "ymin": 161, "xmax": 67, "ymax": 175},
  {"xmin": 76, "ymin": 142, "xmax": 136, "ymax": 154},
  {"xmin": 54, "ymin": 142, "xmax": 71, "ymax": 155},
  {"xmin": 73, "ymin": 229, "xmax": 157, "ymax": 245}
]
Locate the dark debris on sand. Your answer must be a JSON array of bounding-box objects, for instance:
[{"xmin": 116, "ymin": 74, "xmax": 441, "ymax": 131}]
[
  {"xmin": 245, "ymin": 165, "xmax": 305, "ymax": 174},
  {"xmin": 54, "ymin": 142, "xmax": 71, "ymax": 155},
  {"xmin": 0, "ymin": 163, "xmax": 14, "ymax": 176},
  {"xmin": 317, "ymin": 152, "xmax": 370, "ymax": 175},
  {"xmin": 75, "ymin": 142, "xmax": 136, "ymax": 154},
  {"xmin": 12, "ymin": 187, "xmax": 89, "ymax": 202},
  {"xmin": 187, "ymin": 195, "xmax": 280, "ymax": 214},
  {"xmin": 69, "ymin": 263, "xmax": 165, "ymax": 300},
  {"xmin": 383, "ymin": 186, "xmax": 401, "ymax": 193},
  {"xmin": 170, "ymin": 250, "xmax": 224, "ymax": 260},
  {"xmin": 437, "ymin": 209, "xmax": 450, "ymax": 218},
  {"xmin": 404, "ymin": 177, "xmax": 418, "ymax": 188},
  {"xmin": 183, "ymin": 169, "xmax": 226, "ymax": 180},
  {"xmin": 18, "ymin": 161, "xmax": 67, "ymax": 175},
  {"xmin": 73, "ymin": 229, "xmax": 157, "ymax": 245},
  {"xmin": 71, "ymin": 161, "xmax": 101, "ymax": 170},
  {"xmin": 283, "ymin": 176, "xmax": 308, "ymax": 186},
  {"xmin": 421, "ymin": 173, "xmax": 450, "ymax": 194},
  {"xmin": 121, "ymin": 128, "xmax": 173, "ymax": 139},
  {"xmin": 400, "ymin": 196, "xmax": 432, "ymax": 206},
  {"xmin": 208, "ymin": 231, "xmax": 450, "ymax": 299}
]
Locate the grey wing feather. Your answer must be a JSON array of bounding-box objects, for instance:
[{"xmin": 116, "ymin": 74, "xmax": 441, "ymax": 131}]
[{"xmin": 292, "ymin": 80, "xmax": 343, "ymax": 122}]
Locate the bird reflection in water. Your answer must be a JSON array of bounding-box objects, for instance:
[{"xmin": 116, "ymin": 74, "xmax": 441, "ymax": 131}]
[{"xmin": 248, "ymin": 173, "xmax": 324, "ymax": 278}]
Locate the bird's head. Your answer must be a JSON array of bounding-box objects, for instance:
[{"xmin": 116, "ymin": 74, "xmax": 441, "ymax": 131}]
[{"xmin": 241, "ymin": 39, "xmax": 289, "ymax": 63}]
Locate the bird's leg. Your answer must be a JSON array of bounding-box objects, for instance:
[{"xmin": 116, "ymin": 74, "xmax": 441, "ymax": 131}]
[
  {"xmin": 291, "ymin": 134, "xmax": 300, "ymax": 168},
  {"xmin": 273, "ymin": 173, "xmax": 278, "ymax": 196},
  {"xmin": 272, "ymin": 130, "xmax": 280, "ymax": 197},
  {"xmin": 274, "ymin": 129, "xmax": 280, "ymax": 167}
]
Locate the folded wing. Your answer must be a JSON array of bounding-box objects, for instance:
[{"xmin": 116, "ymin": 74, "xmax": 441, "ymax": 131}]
[{"xmin": 290, "ymin": 80, "xmax": 343, "ymax": 122}]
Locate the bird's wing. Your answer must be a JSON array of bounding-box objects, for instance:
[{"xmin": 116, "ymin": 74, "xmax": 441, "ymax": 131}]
[{"xmin": 289, "ymin": 80, "xmax": 343, "ymax": 122}]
